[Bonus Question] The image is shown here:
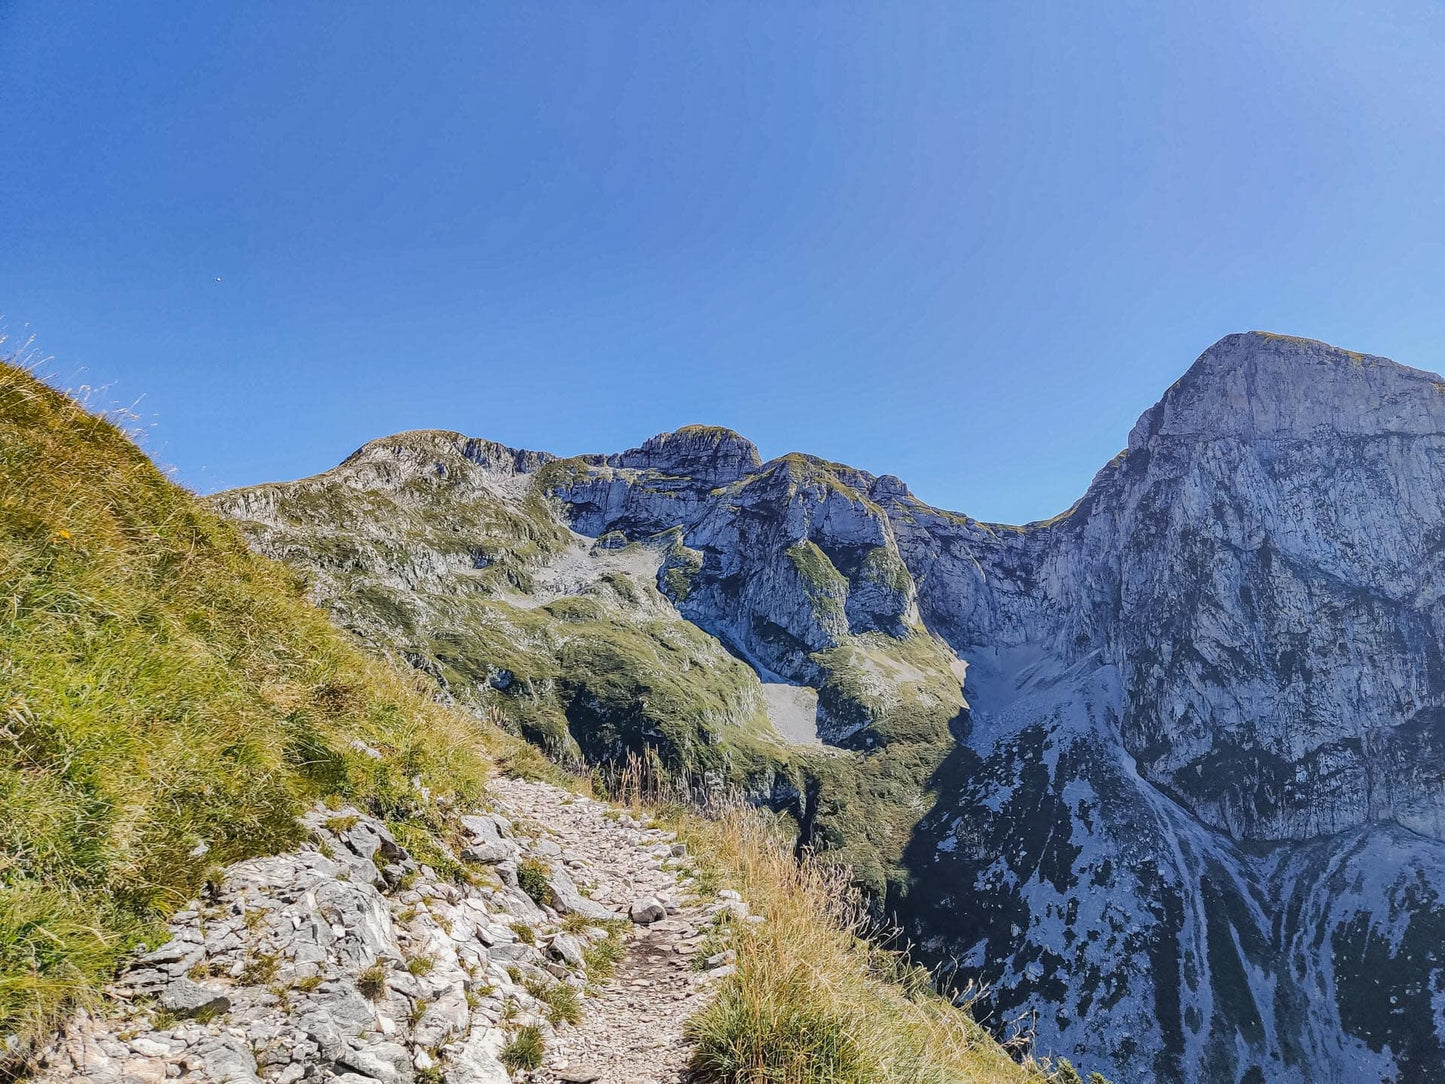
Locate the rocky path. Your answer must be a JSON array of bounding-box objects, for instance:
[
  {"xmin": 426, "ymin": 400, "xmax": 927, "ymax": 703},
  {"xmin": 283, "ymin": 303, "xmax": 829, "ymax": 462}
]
[
  {"xmin": 487, "ymin": 778, "xmax": 732, "ymax": 1084},
  {"xmin": 34, "ymin": 775, "xmax": 744, "ymax": 1084}
]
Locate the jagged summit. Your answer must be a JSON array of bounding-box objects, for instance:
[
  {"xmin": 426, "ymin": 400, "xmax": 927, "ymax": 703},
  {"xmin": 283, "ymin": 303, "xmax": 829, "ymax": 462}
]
[{"xmin": 339, "ymin": 428, "xmax": 556, "ymax": 476}]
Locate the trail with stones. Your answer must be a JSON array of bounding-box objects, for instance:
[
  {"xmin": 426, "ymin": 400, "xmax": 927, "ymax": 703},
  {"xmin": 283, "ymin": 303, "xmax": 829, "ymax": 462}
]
[
  {"xmin": 489, "ymin": 778, "xmax": 735, "ymax": 1084},
  {"xmin": 36, "ymin": 775, "xmax": 748, "ymax": 1084}
]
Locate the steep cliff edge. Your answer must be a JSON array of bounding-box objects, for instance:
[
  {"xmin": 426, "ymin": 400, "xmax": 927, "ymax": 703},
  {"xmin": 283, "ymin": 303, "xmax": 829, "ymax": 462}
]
[
  {"xmin": 894, "ymin": 333, "xmax": 1445, "ymax": 1083},
  {"xmin": 213, "ymin": 332, "xmax": 1445, "ymax": 1083}
]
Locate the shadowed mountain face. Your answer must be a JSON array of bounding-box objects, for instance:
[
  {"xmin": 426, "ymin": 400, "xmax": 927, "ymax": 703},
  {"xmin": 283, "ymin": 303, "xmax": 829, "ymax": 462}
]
[{"xmin": 214, "ymin": 333, "xmax": 1445, "ymax": 1083}]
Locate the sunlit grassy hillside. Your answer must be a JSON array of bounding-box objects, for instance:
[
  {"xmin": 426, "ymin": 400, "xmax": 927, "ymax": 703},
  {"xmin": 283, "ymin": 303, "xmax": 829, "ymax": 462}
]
[{"xmin": 0, "ymin": 362, "xmax": 497, "ymax": 1049}]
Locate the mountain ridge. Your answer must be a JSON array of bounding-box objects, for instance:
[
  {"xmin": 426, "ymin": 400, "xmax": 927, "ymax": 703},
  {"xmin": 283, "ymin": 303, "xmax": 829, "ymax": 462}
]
[{"xmin": 211, "ymin": 331, "xmax": 1445, "ymax": 1083}]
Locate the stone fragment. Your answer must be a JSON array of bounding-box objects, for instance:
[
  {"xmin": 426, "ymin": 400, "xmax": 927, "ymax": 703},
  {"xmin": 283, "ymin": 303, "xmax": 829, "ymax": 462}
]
[
  {"xmin": 547, "ymin": 867, "xmax": 616, "ymax": 922},
  {"xmin": 548, "ymin": 932, "xmax": 586, "ymax": 968},
  {"xmin": 629, "ymin": 897, "xmax": 665, "ymax": 924},
  {"xmin": 159, "ymin": 979, "xmax": 231, "ymax": 1018}
]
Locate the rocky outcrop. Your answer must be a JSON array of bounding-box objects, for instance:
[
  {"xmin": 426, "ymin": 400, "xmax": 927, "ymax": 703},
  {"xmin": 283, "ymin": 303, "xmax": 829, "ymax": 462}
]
[
  {"xmin": 36, "ymin": 783, "xmax": 741, "ymax": 1084},
  {"xmin": 212, "ymin": 332, "xmax": 1445, "ymax": 1083},
  {"xmin": 885, "ymin": 334, "xmax": 1445, "ymax": 1083},
  {"xmin": 607, "ymin": 425, "xmax": 762, "ymax": 488}
]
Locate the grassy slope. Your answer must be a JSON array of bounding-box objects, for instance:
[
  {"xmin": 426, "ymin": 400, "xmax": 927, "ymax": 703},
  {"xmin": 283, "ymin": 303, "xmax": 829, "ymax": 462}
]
[
  {"xmin": 0, "ymin": 365, "xmax": 497, "ymax": 1048},
  {"xmin": 664, "ymin": 802, "xmax": 1040, "ymax": 1084},
  {"xmin": 216, "ymin": 461, "xmax": 782, "ymax": 777}
]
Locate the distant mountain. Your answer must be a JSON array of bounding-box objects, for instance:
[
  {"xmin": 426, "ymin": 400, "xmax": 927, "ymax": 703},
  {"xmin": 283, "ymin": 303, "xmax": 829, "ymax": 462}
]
[{"xmin": 214, "ymin": 332, "xmax": 1445, "ymax": 1083}]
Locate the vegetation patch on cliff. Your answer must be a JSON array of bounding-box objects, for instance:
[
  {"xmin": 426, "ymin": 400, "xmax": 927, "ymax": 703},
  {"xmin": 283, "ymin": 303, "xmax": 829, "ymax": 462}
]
[{"xmin": 663, "ymin": 800, "xmax": 1040, "ymax": 1084}]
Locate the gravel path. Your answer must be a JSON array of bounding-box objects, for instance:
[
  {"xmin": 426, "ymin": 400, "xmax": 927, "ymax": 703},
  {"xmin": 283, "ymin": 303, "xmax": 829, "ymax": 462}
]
[{"xmin": 487, "ymin": 777, "xmax": 726, "ymax": 1084}]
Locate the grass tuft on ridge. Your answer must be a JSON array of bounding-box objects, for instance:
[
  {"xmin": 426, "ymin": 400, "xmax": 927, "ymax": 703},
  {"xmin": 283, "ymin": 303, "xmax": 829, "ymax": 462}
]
[{"xmin": 0, "ymin": 362, "xmax": 493, "ymax": 1050}]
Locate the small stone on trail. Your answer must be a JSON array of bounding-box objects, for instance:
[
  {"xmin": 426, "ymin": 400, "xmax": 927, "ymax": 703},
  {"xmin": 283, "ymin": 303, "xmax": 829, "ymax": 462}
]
[
  {"xmin": 556, "ymin": 1066, "xmax": 602, "ymax": 1083},
  {"xmin": 629, "ymin": 897, "xmax": 665, "ymax": 924}
]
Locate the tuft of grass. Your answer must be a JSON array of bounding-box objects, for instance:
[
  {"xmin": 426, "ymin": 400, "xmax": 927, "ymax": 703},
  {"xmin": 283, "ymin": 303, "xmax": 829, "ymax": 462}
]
[
  {"xmin": 676, "ymin": 807, "xmax": 1040, "ymax": 1084},
  {"xmin": 501, "ymin": 1025, "xmax": 546, "ymax": 1071},
  {"xmin": 512, "ymin": 923, "xmax": 536, "ymax": 945},
  {"xmin": 580, "ymin": 929, "xmax": 625, "ymax": 982},
  {"xmin": 356, "ymin": 961, "xmax": 388, "ymax": 1001},
  {"xmin": 238, "ymin": 951, "xmax": 281, "ymax": 986},
  {"xmin": 496, "ymin": 742, "xmax": 554, "ymax": 783},
  {"xmin": 1049, "ymin": 1059, "xmax": 1114, "ymax": 1084},
  {"xmin": 405, "ymin": 954, "xmax": 435, "ymax": 976},
  {"xmin": 526, "ymin": 977, "xmax": 582, "ymax": 1026},
  {"xmin": 0, "ymin": 362, "xmax": 497, "ymax": 1053},
  {"xmin": 516, "ymin": 858, "xmax": 551, "ymax": 906}
]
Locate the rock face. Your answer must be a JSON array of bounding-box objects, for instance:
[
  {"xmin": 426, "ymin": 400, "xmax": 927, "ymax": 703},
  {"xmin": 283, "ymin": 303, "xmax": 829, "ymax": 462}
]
[
  {"xmin": 213, "ymin": 333, "xmax": 1445, "ymax": 1083},
  {"xmin": 890, "ymin": 334, "xmax": 1445, "ymax": 1084}
]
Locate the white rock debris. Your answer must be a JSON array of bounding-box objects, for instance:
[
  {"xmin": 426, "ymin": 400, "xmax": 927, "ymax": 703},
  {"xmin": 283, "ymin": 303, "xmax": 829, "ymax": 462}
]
[{"xmin": 37, "ymin": 779, "xmax": 742, "ymax": 1084}]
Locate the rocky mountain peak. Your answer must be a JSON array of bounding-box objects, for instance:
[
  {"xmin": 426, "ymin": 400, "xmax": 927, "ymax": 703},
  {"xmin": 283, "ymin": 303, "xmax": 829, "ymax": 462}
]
[
  {"xmin": 1128, "ymin": 330, "xmax": 1445, "ymax": 451},
  {"xmin": 610, "ymin": 425, "xmax": 762, "ymax": 487}
]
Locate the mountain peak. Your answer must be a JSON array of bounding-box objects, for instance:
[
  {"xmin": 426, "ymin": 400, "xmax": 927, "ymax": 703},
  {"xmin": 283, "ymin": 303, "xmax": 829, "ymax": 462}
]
[
  {"xmin": 1127, "ymin": 331, "xmax": 1445, "ymax": 450},
  {"xmin": 612, "ymin": 425, "xmax": 762, "ymax": 485}
]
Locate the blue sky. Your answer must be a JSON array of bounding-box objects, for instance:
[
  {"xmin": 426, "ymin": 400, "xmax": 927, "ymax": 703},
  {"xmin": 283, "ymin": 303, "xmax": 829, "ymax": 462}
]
[{"xmin": 4, "ymin": 2, "xmax": 1445, "ymax": 522}]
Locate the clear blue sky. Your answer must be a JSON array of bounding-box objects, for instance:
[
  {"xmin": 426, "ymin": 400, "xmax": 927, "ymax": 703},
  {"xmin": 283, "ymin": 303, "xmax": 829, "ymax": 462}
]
[{"xmin": 5, "ymin": 2, "xmax": 1445, "ymax": 522}]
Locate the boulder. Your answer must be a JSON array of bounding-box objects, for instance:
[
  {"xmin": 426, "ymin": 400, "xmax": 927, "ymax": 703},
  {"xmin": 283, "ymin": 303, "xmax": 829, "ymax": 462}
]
[{"xmin": 547, "ymin": 868, "xmax": 615, "ymax": 922}]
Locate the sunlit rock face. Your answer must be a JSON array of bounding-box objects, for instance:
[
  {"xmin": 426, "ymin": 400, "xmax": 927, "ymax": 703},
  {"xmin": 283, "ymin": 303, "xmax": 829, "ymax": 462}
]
[
  {"xmin": 216, "ymin": 333, "xmax": 1445, "ymax": 1084},
  {"xmin": 888, "ymin": 333, "xmax": 1445, "ymax": 1083},
  {"xmin": 920, "ymin": 333, "xmax": 1445, "ymax": 845}
]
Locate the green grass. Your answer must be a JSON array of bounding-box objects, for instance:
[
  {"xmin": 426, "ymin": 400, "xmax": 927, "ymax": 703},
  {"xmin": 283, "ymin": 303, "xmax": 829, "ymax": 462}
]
[
  {"xmin": 501, "ymin": 1024, "xmax": 546, "ymax": 1071},
  {"xmin": 516, "ymin": 858, "xmax": 551, "ymax": 906},
  {"xmin": 580, "ymin": 928, "xmax": 625, "ymax": 982},
  {"xmin": 525, "ymin": 976, "xmax": 582, "ymax": 1026},
  {"xmin": 0, "ymin": 363, "xmax": 495, "ymax": 1052},
  {"xmin": 356, "ymin": 961, "xmax": 388, "ymax": 1000}
]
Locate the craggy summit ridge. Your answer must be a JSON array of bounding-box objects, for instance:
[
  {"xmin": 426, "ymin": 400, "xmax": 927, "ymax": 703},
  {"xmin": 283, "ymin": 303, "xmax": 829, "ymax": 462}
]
[{"xmin": 215, "ymin": 333, "xmax": 1445, "ymax": 1083}]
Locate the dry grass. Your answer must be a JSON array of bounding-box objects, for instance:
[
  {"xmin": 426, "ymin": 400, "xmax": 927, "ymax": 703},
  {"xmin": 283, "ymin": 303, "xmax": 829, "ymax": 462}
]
[{"xmin": 671, "ymin": 806, "xmax": 1044, "ymax": 1084}]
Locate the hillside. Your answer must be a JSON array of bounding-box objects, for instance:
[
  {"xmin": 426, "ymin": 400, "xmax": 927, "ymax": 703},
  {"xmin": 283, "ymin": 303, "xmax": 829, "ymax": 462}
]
[
  {"xmin": 0, "ymin": 362, "xmax": 1044, "ymax": 1083},
  {"xmin": 212, "ymin": 332, "xmax": 1445, "ymax": 1084},
  {"xmin": 0, "ymin": 362, "xmax": 504, "ymax": 1053}
]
